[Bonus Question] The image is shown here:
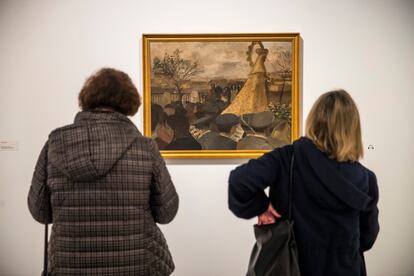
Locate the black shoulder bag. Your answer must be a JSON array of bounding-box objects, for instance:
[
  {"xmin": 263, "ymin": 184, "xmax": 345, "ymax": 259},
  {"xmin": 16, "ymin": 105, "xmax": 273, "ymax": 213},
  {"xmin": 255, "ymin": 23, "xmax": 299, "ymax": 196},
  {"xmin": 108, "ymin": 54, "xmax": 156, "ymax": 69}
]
[{"xmin": 246, "ymin": 154, "xmax": 301, "ymax": 276}]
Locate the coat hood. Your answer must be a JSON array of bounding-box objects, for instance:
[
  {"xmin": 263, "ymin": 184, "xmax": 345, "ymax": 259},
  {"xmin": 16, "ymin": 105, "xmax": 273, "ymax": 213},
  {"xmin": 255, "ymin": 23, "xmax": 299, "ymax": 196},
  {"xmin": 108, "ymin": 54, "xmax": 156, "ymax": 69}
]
[
  {"xmin": 48, "ymin": 111, "xmax": 139, "ymax": 182},
  {"xmin": 293, "ymin": 137, "xmax": 372, "ymax": 211}
]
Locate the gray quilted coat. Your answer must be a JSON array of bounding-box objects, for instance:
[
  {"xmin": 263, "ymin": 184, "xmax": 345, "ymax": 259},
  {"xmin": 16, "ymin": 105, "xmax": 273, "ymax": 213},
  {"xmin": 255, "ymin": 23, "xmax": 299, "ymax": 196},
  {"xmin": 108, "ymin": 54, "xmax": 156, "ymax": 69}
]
[{"xmin": 28, "ymin": 111, "xmax": 179, "ymax": 275}]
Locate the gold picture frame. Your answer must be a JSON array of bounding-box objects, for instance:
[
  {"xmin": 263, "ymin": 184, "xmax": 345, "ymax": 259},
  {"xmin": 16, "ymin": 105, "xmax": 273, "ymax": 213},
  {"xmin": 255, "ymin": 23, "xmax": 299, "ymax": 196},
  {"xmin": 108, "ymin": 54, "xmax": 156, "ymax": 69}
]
[{"xmin": 142, "ymin": 33, "xmax": 300, "ymax": 159}]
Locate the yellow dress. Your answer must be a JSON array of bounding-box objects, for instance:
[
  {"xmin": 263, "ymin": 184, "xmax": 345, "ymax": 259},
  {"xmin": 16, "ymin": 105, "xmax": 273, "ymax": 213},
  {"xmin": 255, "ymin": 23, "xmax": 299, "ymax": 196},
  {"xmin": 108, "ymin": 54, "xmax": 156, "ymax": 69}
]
[{"xmin": 222, "ymin": 51, "xmax": 269, "ymax": 116}]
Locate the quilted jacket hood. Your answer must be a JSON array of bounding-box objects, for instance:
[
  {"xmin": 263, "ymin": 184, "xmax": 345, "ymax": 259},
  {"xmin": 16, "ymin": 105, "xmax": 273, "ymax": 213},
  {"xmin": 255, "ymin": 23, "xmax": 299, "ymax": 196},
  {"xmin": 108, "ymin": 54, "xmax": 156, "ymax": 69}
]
[{"xmin": 48, "ymin": 111, "xmax": 139, "ymax": 182}]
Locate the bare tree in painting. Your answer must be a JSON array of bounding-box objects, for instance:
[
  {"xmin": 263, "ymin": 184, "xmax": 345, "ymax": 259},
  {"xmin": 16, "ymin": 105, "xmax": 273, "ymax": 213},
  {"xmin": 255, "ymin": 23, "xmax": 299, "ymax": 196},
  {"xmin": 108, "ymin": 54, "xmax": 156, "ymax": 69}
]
[
  {"xmin": 272, "ymin": 50, "xmax": 292, "ymax": 103},
  {"xmin": 153, "ymin": 49, "xmax": 203, "ymax": 101}
]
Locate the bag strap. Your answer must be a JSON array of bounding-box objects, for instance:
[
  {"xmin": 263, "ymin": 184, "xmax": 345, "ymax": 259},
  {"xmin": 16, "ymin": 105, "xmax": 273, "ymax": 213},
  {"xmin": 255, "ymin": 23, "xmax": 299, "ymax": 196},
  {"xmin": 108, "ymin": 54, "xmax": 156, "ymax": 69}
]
[
  {"xmin": 42, "ymin": 224, "xmax": 48, "ymax": 276},
  {"xmin": 288, "ymin": 152, "xmax": 295, "ymax": 221}
]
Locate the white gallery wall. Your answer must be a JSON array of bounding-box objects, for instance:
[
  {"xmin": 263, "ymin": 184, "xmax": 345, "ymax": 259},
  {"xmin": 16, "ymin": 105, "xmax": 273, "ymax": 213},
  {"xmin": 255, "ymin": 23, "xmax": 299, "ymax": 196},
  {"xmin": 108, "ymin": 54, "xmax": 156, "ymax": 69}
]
[{"xmin": 1, "ymin": 0, "xmax": 413, "ymax": 275}]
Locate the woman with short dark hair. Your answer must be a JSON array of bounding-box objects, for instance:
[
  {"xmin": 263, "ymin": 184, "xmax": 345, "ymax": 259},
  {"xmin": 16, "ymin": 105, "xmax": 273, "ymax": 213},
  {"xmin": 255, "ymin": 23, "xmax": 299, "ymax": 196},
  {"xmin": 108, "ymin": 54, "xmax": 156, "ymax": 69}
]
[
  {"xmin": 78, "ymin": 68, "xmax": 141, "ymax": 115},
  {"xmin": 228, "ymin": 90, "xmax": 379, "ymax": 276},
  {"xmin": 28, "ymin": 68, "xmax": 179, "ymax": 275}
]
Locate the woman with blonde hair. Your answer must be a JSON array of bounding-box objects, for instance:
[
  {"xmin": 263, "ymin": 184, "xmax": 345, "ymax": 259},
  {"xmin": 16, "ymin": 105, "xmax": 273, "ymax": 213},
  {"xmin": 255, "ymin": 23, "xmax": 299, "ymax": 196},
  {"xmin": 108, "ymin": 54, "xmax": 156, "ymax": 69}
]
[{"xmin": 228, "ymin": 90, "xmax": 379, "ymax": 275}]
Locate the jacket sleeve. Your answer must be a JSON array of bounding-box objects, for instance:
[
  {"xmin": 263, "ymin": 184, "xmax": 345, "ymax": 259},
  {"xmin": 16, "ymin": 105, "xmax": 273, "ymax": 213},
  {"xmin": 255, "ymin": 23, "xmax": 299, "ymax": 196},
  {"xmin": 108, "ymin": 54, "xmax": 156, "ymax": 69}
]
[
  {"xmin": 149, "ymin": 140, "xmax": 179, "ymax": 224},
  {"xmin": 360, "ymin": 170, "xmax": 380, "ymax": 252},
  {"xmin": 28, "ymin": 141, "xmax": 52, "ymax": 224},
  {"xmin": 228, "ymin": 148, "xmax": 283, "ymax": 219}
]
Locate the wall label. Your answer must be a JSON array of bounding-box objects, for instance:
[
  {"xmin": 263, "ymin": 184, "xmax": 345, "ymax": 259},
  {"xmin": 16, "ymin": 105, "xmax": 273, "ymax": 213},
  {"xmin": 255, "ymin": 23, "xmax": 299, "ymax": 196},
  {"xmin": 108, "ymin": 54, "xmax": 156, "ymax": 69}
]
[{"xmin": 0, "ymin": 140, "xmax": 19, "ymax": 151}]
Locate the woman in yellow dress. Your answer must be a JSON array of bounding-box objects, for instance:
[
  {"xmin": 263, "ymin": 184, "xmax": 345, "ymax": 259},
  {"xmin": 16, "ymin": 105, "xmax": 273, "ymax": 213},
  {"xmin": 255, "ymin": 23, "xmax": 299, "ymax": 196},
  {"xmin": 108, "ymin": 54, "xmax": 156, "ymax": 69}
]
[{"xmin": 222, "ymin": 42, "xmax": 269, "ymax": 116}]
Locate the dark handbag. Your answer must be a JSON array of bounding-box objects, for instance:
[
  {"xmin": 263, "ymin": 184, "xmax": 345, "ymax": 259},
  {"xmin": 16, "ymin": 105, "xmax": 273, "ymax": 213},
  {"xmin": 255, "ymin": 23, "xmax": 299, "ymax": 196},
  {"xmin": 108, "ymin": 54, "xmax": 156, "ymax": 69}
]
[
  {"xmin": 246, "ymin": 154, "xmax": 301, "ymax": 276},
  {"xmin": 42, "ymin": 224, "xmax": 50, "ymax": 276}
]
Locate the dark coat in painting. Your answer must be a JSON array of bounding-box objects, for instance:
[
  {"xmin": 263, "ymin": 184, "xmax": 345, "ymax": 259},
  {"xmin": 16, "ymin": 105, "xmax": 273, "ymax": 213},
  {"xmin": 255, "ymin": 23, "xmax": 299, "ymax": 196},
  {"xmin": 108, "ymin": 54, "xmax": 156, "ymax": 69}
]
[
  {"xmin": 28, "ymin": 111, "xmax": 179, "ymax": 276},
  {"xmin": 228, "ymin": 137, "xmax": 379, "ymax": 276},
  {"xmin": 165, "ymin": 135, "xmax": 202, "ymax": 150}
]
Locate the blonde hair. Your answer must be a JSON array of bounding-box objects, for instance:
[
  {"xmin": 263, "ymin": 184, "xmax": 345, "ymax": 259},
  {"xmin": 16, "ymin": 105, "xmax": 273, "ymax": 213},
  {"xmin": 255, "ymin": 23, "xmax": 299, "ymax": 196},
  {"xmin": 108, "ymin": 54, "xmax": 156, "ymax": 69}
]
[{"xmin": 305, "ymin": 90, "xmax": 363, "ymax": 162}]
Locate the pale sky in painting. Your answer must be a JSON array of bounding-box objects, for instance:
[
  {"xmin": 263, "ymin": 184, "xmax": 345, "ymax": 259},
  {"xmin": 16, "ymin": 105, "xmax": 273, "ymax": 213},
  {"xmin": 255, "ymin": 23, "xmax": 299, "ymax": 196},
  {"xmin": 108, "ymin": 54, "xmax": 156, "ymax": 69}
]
[{"xmin": 150, "ymin": 41, "xmax": 291, "ymax": 80}]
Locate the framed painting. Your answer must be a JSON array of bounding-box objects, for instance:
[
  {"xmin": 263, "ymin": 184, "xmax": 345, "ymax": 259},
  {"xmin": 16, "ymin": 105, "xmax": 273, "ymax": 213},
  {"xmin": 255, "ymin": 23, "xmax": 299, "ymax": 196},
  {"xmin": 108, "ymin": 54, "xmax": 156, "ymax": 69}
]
[{"xmin": 142, "ymin": 33, "xmax": 300, "ymax": 158}]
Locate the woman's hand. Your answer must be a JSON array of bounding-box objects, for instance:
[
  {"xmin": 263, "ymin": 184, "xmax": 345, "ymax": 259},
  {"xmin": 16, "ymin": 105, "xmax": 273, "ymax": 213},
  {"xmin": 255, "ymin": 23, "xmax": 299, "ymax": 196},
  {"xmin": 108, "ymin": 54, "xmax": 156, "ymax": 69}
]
[{"xmin": 257, "ymin": 204, "xmax": 281, "ymax": 225}]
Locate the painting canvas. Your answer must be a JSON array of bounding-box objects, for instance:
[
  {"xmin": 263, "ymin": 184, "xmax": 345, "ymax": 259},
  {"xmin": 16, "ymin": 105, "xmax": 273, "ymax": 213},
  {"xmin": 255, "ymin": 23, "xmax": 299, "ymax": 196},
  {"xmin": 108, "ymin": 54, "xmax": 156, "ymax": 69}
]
[{"xmin": 142, "ymin": 33, "xmax": 300, "ymax": 158}]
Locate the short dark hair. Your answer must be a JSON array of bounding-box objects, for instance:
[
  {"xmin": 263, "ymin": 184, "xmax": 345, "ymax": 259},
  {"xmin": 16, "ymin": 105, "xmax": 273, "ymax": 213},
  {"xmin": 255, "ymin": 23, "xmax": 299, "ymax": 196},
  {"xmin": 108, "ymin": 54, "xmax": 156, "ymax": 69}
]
[
  {"xmin": 167, "ymin": 114, "xmax": 190, "ymax": 138},
  {"xmin": 78, "ymin": 68, "xmax": 140, "ymax": 116}
]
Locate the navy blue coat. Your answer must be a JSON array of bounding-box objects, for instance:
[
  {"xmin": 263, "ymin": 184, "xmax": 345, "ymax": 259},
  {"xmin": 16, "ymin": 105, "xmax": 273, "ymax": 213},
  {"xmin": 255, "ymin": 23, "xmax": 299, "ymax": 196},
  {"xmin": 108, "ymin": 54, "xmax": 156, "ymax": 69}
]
[{"xmin": 228, "ymin": 137, "xmax": 379, "ymax": 276}]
